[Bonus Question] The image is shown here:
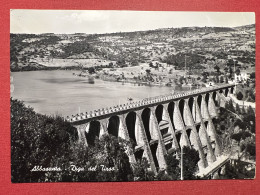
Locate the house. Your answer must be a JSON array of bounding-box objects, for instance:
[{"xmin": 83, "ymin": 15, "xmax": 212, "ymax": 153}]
[
  {"xmin": 205, "ymin": 81, "xmax": 215, "ymax": 87},
  {"xmin": 235, "ymin": 72, "xmax": 250, "ymax": 82}
]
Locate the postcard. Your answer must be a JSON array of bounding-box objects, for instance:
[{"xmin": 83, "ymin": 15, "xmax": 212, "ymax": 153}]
[{"xmin": 10, "ymin": 10, "xmax": 255, "ymax": 182}]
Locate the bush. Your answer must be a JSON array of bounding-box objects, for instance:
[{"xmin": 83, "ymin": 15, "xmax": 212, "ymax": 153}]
[{"xmin": 237, "ymin": 91, "xmax": 244, "ymax": 100}]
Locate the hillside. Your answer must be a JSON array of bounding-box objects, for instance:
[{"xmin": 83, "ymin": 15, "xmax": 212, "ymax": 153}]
[{"xmin": 10, "ymin": 25, "xmax": 255, "ymax": 73}]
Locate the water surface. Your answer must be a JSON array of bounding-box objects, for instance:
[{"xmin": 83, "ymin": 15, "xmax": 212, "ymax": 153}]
[{"xmin": 11, "ymin": 70, "xmax": 190, "ymax": 117}]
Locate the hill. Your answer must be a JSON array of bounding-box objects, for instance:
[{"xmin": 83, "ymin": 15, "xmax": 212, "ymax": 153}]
[{"xmin": 10, "ymin": 25, "xmax": 255, "ymax": 72}]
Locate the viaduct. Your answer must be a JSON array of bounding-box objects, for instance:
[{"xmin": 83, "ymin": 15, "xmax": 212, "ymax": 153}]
[{"xmin": 67, "ymin": 84, "xmax": 236, "ymax": 178}]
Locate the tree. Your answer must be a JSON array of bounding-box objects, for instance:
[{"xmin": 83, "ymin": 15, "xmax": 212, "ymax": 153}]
[
  {"xmin": 231, "ymin": 132, "xmax": 251, "ymax": 145},
  {"xmin": 228, "ymin": 67, "xmax": 233, "ymax": 78},
  {"xmin": 220, "ymin": 76, "xmax": 224, "ymax": 83},
  {"xmin": 234, "ymin": 119, "xmax": 246, "ymax": 130},
  {"xmin": 133, "ymin": 158, "xmax": 155, "ymax": 181},
  {"xmin": 88, "ymin": 67, "xmax": 95, "ymax": 74},
  {"xmin": 225, "ymin": 99, "xmax": 235, "ymax": 113},
  {"xmin": 243, "ymin": 107, "xmax": 255, "ymax": 134},
  {"xmin": 202, "ymin": 71, "xmax": 209, "ymax": 80},
  {"xmin": 235, "ymin": 104, "xmax": 241, "ymax": 114},
  {"xmin": 231, "ymin": 132, "xmax": 243, "ymax": 143},
  {"xmin": 215, "ymin": 75, "xmax": 220, "ymax": 83},
  {"xmin": 145, "ymin": 69, "xmax": 151, "ymax": 75},
  {"xmin": 245, "ymin": 143, "xmax": 256, "ymax": 157},
  {"xmin": 250, "ymin": 72, "xmax": 255, "ymax": 80},
  {"xmin": 165, "ymin": 154, "xmax": 180, "ymax": 180},
  {"xmin": 235, "ymin": 68, "xmax": 241, "ymax": 75},
  {"xmin": 91, "ymin": 135, "xmax": 134, "ymax": 182},
  {"xmin": 241, "ymin": 106, "xmax": 246, "ymax": 115},
  {"xmin": 247, "ymin": 106, "xmax": 255, "ymax": 116},
  {"xmin": 214, "ymin": 65, "xmax": 220, "ymax": 73},
  {"xmin": 237, "ymin": 91, "xmax": 244, "ymax": 100},
  {"xmin": 182, "ymin": 146, "xmax": 200, "ymax": 180},
  {"xmin": 225, "ymin": 76, "xmax": 229, "ymax": 83}
]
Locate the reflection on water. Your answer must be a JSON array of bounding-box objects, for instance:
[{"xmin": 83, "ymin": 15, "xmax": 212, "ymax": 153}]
[{"xmin": 11, "ymin": 70, "xmax": 192, "ymax": 117}]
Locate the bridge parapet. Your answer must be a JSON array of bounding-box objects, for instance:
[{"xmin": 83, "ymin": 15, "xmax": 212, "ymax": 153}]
[{"xmin": 67, "ymin": 84, "xmax": 235, "ymax": 123}]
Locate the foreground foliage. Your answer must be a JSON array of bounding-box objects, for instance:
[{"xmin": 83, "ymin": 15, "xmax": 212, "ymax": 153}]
[{"xmin": 11, "ymin": 98, "xmax": 200, "ymax": 182}]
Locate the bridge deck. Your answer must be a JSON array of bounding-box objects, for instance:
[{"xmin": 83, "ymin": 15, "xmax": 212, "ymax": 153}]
[
  {"xmin": 69, "ymin": 84, "xmax": 235, "ymax": 125},
  {"xmin": 197, "ymin": 155, "xmax": 230, "ymax": 177}
]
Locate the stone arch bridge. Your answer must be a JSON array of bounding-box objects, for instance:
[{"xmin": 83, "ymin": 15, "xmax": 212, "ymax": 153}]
[{"xmin": 67, "ymin": 84, "xmax": 236, "ymax": 177}]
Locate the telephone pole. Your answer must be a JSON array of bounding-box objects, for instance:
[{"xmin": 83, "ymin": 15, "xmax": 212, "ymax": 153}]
[
  {"xmin": 184, "ymin": 55, "xmax": 187, "ymax": 78},
  {"xmin": 181, "ymin": 146, "xmax": 184, "ymax": 180}
]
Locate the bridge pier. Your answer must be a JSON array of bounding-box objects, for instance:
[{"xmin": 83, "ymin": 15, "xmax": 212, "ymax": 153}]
[
  {"xmin": 184, "ymin": 99, "xmax": 207, "ymax": 170},
  {"xmin": 208, "ymin": 93, "xmax": 218, "ymax": 118},
  {"xmin": 100, "ymin": 118, "xmax": 109, "ymax": 137},
  {"xmin": 75, "ymin": 124, "xmax": 88, "ymax": 146},
  {"xmin": 212, "ymin": 171, "xmax": 220, "ymax": 179},
  {"xmin": 173, "ymin": 100, "xmax": 190, "ymax": 148},
  {"xmin": 216, "ymin": 91, "xmax": 227, "ymax": 107},
  {"xmin": 194, "ymin": 97, "xmax": 216, "ymax": 164},
  {"xmin": 136, "ymin": 110, "xmax": 158, "ymax": 174},
  {"xmin": 118, "ymin": 114, "xmax": 137, "ymax": 164},
  {"xmin": 150, "ymin": 108, "xmax": 167, "ymax": 170},
  {"xmin": 162, "ymin": 103, "xmax": 180, "ymax": 152}
]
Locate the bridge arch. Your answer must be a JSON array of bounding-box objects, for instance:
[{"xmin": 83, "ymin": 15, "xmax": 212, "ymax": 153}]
[
  {"xmin": 85, "ymin": 120, "xmax": 101, "ymax": 145},
  {"xmin": 107, "ymin": 115, "xmax": 120, "ymax": 137},
  {"xmin": 165, "ymin": 142, "xmax": 175, "ymax": 153},
  {"xmin": 125, "ymin": 111, "xmax": 137, "ymax": 145},
  {"xmin": 175, "ymin": 132, "xmax": 182, "ymax": 148},
  {"xmin": 205, "ymin": 93, "xmax": 210, "ymax": 106},
  {"xmin": 156, "ymin": 104, "xmax": 170, "ymax": 139},
  {"xmin": 155, "ymin": 104, "xmax": 163, "ymax": 123},
  {"xmin": 188, "ymin": 97, "xmax": 194, "ymax": 114},
  {"xmin": 159, "ymin": 120, "xmax": 170, "ymax": 138},
  {"xmin": 179, "ymin": 99, "xmax": 185, "ymax": 120},
  {"xmin": 204, "ymin": 121, "xmax": 209, "ymax": 129},
  {"xmin": 197, "ymin": 95, "xmax": 202, "ymax": 109},
  {"xmin": 224, "ymin": 88, "xmax": 229, "ymax": 97},
  {"xmin": 150, "ymin": 142, "xmax": 160, "ymax": 169},
  {"xmin": 141, "ymin": 108, "xmax": 152, "ymax": 142},
  {"xmin": 230, "ymin": 87, "xmax": 234, "ymax": 94},
  {"xmin": 167, "ymin": 101, "xmax": 175, "ymax": 129},
  {"xmin": 186, "ymin": 128, "xmax": 193, "ymax": 147},
  {"xmin": 212, "ymin": 91, "xmax": 218, "ymax": 106}
]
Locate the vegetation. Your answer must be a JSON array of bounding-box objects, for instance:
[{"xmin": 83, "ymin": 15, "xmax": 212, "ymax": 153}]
[
  {"xmin": 182, "ymin": 146, "xmax": 200, "ymax": 180},
  {"xmin": 11, "ymin": 98, "xmax": 201, "ymax": 182},
  {"xmin": 11, "ymin": 98, "xmax": 133, "ymax": 182},
  {"xmin": 11, "ymin": 98, "xmax": 77, "ymax": 182},
  {"xmin": 162, "ymin": 52, "xmax": 205, "ymax": 70}
]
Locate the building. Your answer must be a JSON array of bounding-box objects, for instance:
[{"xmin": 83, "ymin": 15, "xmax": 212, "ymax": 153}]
[{"xmin": 234, "ymin": 72, "xmax": 250, "ymax": 83}]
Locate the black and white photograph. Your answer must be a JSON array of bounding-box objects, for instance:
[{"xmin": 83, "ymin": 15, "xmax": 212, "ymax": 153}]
[{"xmin": 10, "ymin": 10, "xmax": 256, "ymax": 183}]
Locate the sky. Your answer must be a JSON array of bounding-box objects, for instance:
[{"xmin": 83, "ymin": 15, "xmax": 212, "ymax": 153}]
[{"xmin": 10, "ymin": 10, "xmax": 255, "ymax": 34}]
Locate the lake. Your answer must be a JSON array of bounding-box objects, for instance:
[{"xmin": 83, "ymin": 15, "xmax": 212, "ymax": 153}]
[{"xmin": 11, "ymin": 70, "xmax": 192, "ymax": 117}]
